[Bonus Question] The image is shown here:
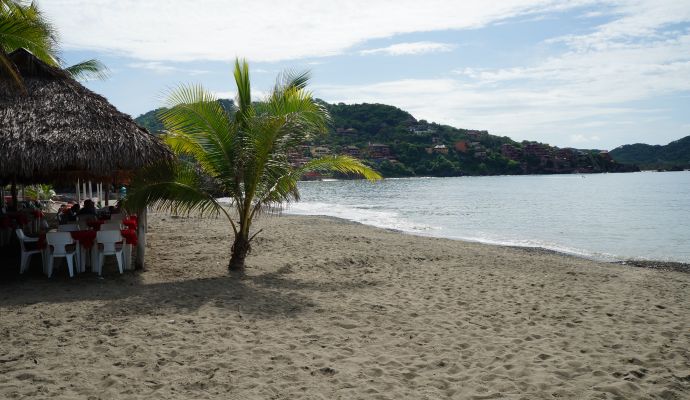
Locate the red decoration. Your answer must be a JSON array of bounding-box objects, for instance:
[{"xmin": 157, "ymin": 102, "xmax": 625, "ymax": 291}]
[
  {"xmin": 122, "ymin": 218, "xmax": 137, "ymax": 231},
  {"xmin": 120, "ymin": 229, "xmax": 138, "ymax": 246},
  {"xmin": 70, "ymin": 230, "xmax": 97, "ymax": 249}
]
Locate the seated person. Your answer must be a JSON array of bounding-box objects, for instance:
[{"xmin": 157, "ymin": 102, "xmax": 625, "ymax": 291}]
[
  {"xmin": 78, "ymin": 199, "xmax": 97, "ymax": 216},
  {"xmin": 68, "ymin": 203, "xmax": 80, "ymax": 221},
  {"xmin": 57, "ymin": 204, "xmax": 70, "ymax": 224}
]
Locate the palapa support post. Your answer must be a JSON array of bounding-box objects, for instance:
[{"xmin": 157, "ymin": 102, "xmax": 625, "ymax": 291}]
[
  {"xmin": 10, "ymin": 180, "xmax": 17, "ymax": 209},
  {"xmin": 135, "ymin": 207, "xmax": 147, "ymax": 270},
  {"xmin": 105, "ymin": 184, "xmax": 109, "ymax": 207},
  {"xmin": 76, "ymin": 179, "xmax": 80, "ymax": 204}
]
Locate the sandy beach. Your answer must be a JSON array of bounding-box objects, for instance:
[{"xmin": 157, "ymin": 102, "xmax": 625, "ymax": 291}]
[{"xmin": 1, "ymin": 212, "xmax": 689, "ymax": 399}]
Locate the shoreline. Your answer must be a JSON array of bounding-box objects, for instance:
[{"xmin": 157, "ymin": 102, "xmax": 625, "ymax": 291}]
[{"xmin": 283, "ymin": 212, "xmax": 690, "ymax": 273}]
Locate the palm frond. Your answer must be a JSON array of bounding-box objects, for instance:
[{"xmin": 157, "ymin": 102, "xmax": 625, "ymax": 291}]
[
  {"xmin": 0, "ymin": 1, "xmax": 58, "ymax": 66},
  {"xmin": 158, "ymin": 84, "xmax": 236, "ymax": 181},
  {"xmin": 274, "ymin": 69, "xmax": 310, "ymax": 93},
  {"xmin": 123, "ymin": 160, "xmax": 232, "ymax": 222},
  {"xmin": 233, "ymin": 58, "xmax": 252, "ymax": 122},
  {"xmin": 299, "ymin": 155, "xmax": 382, "ymax": 181},
  {"xmin": 64, "ymin": 58, "xmax": 109, "ymax": 81}
]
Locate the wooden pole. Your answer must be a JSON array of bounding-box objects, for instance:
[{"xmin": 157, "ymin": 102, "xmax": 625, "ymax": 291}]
[
  {"xmin": 135, "ymin": 207, "xmax": 147, "ymax": 270},
  {"xmin": 76, "ymin": 179, "xmax": 80, "ymax": 204},
  {"xmin": 105, "ymin": 184, "xmax": 109, "ymax": 207},
  {"xmin": 10, "ymin": 180, "xmax": 17, "ymax": 209}
]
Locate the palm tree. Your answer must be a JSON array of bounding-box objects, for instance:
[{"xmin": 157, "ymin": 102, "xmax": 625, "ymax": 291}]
[
  {"xmin": 0, "ymin": 0, "xmax": 58, "ymax": 87},
  {"xmin": 1, "ymin": 0, "xmax": 107, "ymax": 88},
  {"xmin": 124, "ymin": 59, "xmax": 381, "ymax": 271}
]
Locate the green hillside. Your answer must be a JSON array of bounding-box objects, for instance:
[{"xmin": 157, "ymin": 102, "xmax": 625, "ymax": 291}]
[
  {"xmin": 135, "ymin": 100, "xmax": 640, "ymax": 177},
  {"xmin": 610, "ymin": 136, "xmax": 690, "ymax": 170}
]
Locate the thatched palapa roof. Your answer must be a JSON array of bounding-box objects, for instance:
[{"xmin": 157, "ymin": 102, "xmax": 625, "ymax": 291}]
[{"xmin": 0, "ymin": 48, "xmax": 172, "ymax": 184}]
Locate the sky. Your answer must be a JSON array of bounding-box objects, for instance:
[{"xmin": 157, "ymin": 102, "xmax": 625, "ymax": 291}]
[{"xmin": 45, "ymin": 0, "xmax": 690, "ymax": 150}]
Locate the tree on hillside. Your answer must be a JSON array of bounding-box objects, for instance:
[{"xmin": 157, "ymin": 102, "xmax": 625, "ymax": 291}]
[
  {"xmin": 123, "ymin": 60, "xmax": 381, "ymax": 271},
  {"xmin": 0, "ymin": 0, "xmax": 107, "ymax": 88}
]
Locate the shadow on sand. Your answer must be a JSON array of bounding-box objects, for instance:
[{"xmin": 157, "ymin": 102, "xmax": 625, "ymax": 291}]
[{"xmin": 1, "ymin": 257, "xmax": 375, "ymax": 320}]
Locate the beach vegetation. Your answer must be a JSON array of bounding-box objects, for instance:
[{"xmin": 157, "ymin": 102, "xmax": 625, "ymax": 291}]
[
  {"xmin": 0, "ymin": 0, "xmax": 108, "ymax": 89},
  {"xmin": 123, "ymin": 59, "xmax": 381, "ymax": 271}
]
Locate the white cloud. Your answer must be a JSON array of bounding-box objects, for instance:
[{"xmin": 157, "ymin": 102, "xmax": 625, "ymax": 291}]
[
  {"xmin": 570, "ymin": 134, "xmax": 601, "ymax": 143},
  {"xmin": 42, "ymin": 0, "xmax": 597, "ymax": 62},
  {"xmin": 360, "ymin": 41, "xmax": 455, "ymax": 56},
  {"xmin": 128, "ymin": 61, "xmax": 209, "ymax": 76},
  {"xmin": 316, "ymin": 1, "xmax": 690, "ymax": 147}
]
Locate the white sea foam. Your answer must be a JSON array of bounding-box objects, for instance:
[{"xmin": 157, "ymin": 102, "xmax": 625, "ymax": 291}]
[
  {"xmin": 284, "ymin": 201, "xmax": 624, "ymax": 262},
  {"xmin": 285, "ymin": 201, "xmax": 435, "ymax": 234}
]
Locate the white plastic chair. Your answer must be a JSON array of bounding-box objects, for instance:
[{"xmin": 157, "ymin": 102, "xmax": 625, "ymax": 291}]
[
  {"xmin": 45, "ymin": 232, "xmax": 77, "ymax": 278},
  {"xmin": 96, "ymin": 230, "xmax": 125, "ymax": 275},
  {"xmin": 16, "ymin": 229, "xmax": 43, "ymax": 274},
  {"xmin": 58, "ymin": 223, "xmax": 80, "ymax": 232},
  {"xmin": 109, "ymin": 214, "xmax": 125, "ymax": 222},
  {"xmin": 100, "ymin": 222, "xmax": 122, "ymax": 231}
]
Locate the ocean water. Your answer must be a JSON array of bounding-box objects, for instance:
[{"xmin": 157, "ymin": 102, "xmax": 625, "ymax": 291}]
[{"xmin": 285, "ymin": 172, "xmax": 690, "ymax": 263}]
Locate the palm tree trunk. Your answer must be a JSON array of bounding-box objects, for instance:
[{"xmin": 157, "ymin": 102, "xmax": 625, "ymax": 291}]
[
  {"xmin": 229, "ymin": 233, "xmax": 250, "ymax": 271},
  {"xmin": 229, "ymin": 201, "xmax": 253, "ymax": 271}
]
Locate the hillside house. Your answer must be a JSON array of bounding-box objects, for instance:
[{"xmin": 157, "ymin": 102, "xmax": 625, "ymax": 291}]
[
  {"xmin": 524, "ymin": 143, "xmax": 550, "ymax": 158},
  {"xmin": 426, "ymin": 144, "xmax": 449, "ymax": 155},
  {"xmin": 336, "ymin": 127, "xmax": 358, "ymax": 135},
  {"xmin": 409, "ymin": 125, "xmax": 437, "ymax": 135},
  {"xmin": 501, "ymin": 144, "xmax": 522, "ymax": 160},
  {"xmin": 343, "ymin": 146, "xmax": 361, "ymax": 157},
  {"xmin": 455, "ymin": 141, "xmax": 469, "ymax": 153},
  {"xmin": 310, "ymin": 146, "xmax": 331, "ymax": 157},
  {"xmin": 368, "ymin": 143, "xmax": 391, "ymax": 159},
  {"xmin": 433, "ymin": 144, "xmax": 449, "ymax": 154},
  {"xmin": 465, "ymin": 130, "xmax": 488, "ymax": 139}
]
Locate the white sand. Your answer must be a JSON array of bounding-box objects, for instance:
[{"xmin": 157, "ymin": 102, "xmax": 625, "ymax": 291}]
[{"xmin": 1, "ymin": 213, "xmax": 689, "ymax": 399}]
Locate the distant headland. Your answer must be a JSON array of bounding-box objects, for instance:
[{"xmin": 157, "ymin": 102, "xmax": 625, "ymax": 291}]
[{"xmin": 135, "ymin": 100, "xmax": 689, "ymax": 178}]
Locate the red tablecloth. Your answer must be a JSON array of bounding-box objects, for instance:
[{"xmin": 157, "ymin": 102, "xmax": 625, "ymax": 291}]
[
  {"xmin": 38, "ymin": 232, "xmax": 94, "ymax": 249},
  {"xmin": 120, "ymin": 229, "xmax": 138, "ymax": 246},
  {"xmin": 71, "ymin": 230, "xmax": 97, "ymax": 249},
  {"xmin": 87, "ymin": 220, "xmax": 105, "ymax": 230},
  {"xmin": 122, "ymin": 218, "xmax": 137, "ymax": 231}
]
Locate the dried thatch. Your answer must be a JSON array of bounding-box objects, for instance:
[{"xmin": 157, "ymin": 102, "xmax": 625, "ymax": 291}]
[{"xmin": 0, "ymin": 48, "xmax": 172, "ymax": 184}]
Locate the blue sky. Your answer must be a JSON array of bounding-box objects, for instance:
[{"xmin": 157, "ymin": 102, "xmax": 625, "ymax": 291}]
[{"xmin": 47, "ymin": 0, "xmax": 690, "ymax": 149}]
